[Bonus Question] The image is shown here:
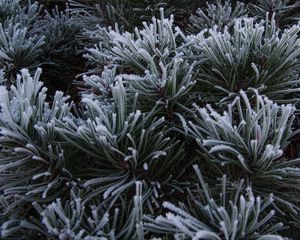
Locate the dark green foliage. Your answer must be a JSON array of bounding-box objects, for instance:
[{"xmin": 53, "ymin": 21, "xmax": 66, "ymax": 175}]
[
  {"xmin": 189, "ymin": 15, "xmax": 300, "ymax": 104},
  {"xmin": 69, "ymin": 0, "xmax": 201, "ymax": 31},
  {"xmin": 188, "ymin": 1, "xmax": 247, "ymax": 33},
  {"xmin": 0, "ymin": 0, "xmax": 20, "ymax": 24},
  {"xmin": 145, "ymin": 166, "xmax": 285, "ymax": 239},
  {"xmin": 247, "ymin": 0, "xmax": 300, "ymax": 28},
  {"xmin": 55, "ymin": 74, "xmax": 189, "ymax": 211},
  {"xmin": 0, "ymin": 0, "xmax": 84, "ymax": 95},
  {"xmin": 1, "ymin": 0, "xmax": 300, "ymax": 239},
  {"xmin": 36, "ymin": 6, "xmax": 84, "ymax": 95},
  {"xmin": 84, "ymin": 10, "xmax": 198, "ymax": 117},
  {"xmin": 0, "ymin": 1, "xmax": 44, "ymax": 82},
  {"xmin": 0, "ymin": 69, "xmax": 74, "ymax": 239},
  {"xmin": 189, "ymin": 0, "xmax": 300, "ymax": 34},
  {"xmin": 0, "ymin": 23, "xmax": 44, "ymax": 82},
  {"xmin": 182, "ymin": 90, "xmax": 300, "ymax": 211},
  {"xmin": 20, "ymin": 183, "xmax": 144, "ymax": 239}
]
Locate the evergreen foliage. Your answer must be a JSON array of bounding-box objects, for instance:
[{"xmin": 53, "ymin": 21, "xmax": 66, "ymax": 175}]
[
  {"xmin": 0, "ymin": 0, "xmax": 20, "ymax": 24},
  {"xmin": 182, "ymin": 90, "xmax": 300, "ymax": 212},
  {"xmin": 69, "ymin": 0, "xmax": 200, "ymax": 31},
  {"xmin": 145, "ymin": 165, "xmax": 285, "ymax": 240},
  {"xmin": 189, "ymin": 15, "xmax": 300, "ymax": 104},
  {"xmin": 0, "ymin": 23, "xmax": 45, "ymax": 82},
  {"xmin": 188, "ymin": 1, "xmax": 247, "ymax": 33},
  {"xmin": 36, "ymin": 6, "xmax": 83, "ymax": 93},
  {"xmin": 1, "ymin": 0, "xmax": 300, "ymax": 239},
  {"xmin": 0, "ymin": 68, "xmax": 73, "ymax": 239},
  {"xmin": 247, "ymin": 0, "xmax": 300, "ymax": 28},
  {"xmin": 84, "ymin": 9, "xmax": 197, "ymax": 116}
]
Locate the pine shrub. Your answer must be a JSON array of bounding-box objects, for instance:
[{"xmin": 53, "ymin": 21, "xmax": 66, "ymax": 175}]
[{"xmin": 1, "ymin": 0, "xmax": 300, "ymax": 239}]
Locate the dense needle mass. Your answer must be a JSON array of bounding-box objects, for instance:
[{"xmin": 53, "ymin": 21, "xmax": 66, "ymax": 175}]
[{"xmin": 0, "ymin": 0, "xmax": 300, "ymax": 239}]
